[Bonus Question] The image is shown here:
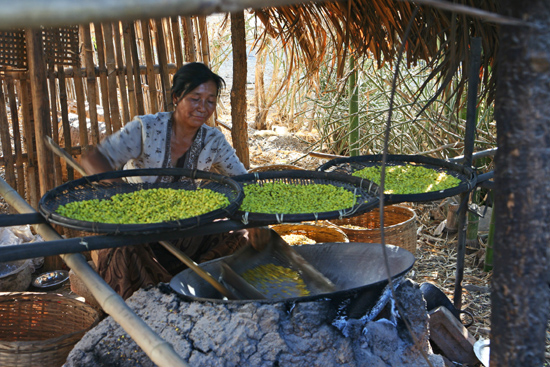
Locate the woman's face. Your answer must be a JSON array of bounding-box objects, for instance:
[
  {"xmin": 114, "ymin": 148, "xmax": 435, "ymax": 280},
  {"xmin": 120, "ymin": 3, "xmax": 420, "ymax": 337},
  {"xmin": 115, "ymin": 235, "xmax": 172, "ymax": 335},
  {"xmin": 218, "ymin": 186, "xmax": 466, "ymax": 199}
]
[{"xmin": 172, "ymin": 80, "xmax": 218, "ymax": 130}]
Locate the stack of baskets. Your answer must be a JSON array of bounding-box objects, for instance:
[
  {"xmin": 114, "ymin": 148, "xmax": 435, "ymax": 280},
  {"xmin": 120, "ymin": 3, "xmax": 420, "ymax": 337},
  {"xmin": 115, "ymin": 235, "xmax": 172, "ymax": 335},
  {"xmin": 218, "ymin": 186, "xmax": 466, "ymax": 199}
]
[
  {"xmin": 328, "ymin": 205, "xmax": 417, "ymax": 254},
  {"xmin": 0, "ymin": 292, "xmax": 100, "ymax": 367}
]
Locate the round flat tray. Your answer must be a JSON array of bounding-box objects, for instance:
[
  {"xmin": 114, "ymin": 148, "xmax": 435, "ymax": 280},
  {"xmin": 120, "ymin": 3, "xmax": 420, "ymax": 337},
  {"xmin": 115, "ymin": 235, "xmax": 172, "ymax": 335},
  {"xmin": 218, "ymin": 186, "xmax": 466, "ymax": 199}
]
[
  {"xmin": 317, "ymin": 154, "xmax": 477, "ymax": 204},
  {"xmin": 231, "ymin": 170, "xmax": 380, "ymax": 224},
  {"xmin": 39, "ymin": 168, "xmax": 244, "ymax": 235}
]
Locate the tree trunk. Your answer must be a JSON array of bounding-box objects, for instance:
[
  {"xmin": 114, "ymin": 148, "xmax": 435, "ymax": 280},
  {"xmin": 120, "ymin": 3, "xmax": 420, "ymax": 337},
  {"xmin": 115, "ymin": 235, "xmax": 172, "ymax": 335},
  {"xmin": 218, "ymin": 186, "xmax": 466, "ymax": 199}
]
[
  {"xmin": 491, "ymin": 1, "xmax": 550, "ymax": 365},
  {"xmin": 230, "ymin": 11, "xmax": 249, "ymax": 169}
]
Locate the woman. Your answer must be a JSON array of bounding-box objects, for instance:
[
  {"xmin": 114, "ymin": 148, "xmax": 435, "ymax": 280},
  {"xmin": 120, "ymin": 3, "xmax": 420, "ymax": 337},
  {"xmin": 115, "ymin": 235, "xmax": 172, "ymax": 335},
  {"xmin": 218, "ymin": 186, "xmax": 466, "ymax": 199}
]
[{"xmin": 82, "ymin": 62, "xmax": 253, "ymax": 299}]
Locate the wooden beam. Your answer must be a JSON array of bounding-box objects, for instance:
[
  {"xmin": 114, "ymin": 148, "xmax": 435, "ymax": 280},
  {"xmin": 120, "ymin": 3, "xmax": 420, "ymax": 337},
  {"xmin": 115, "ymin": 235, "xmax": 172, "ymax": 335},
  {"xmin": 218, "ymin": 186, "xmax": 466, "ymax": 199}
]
[{"xmin": 0, "ymin": 0, "xmax": 321, "ymax": 30}]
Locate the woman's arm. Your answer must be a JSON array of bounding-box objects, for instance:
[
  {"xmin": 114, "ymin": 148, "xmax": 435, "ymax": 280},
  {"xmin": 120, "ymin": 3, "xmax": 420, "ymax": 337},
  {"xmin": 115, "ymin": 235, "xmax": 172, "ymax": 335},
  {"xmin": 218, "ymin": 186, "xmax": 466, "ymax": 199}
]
[{"xmin": 81, "ymin": 147, "xmax": 116, "ymax": 176}]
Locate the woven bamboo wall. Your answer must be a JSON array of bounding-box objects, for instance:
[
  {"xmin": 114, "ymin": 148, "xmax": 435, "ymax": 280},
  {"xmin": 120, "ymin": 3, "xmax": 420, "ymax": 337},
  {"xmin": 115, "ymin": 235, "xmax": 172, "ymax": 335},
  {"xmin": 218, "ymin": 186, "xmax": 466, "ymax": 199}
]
[{"xmin": 0, "ymin": 16, "xmax": 209, "ymax": 209}]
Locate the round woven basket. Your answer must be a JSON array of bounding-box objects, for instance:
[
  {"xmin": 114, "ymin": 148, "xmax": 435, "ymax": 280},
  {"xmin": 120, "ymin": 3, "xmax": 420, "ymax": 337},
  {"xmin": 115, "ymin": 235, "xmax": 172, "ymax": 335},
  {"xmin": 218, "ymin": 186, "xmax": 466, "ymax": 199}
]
[
  {"xmin": 270, "ymin": 223, "xmax": 349, "ymax": 245},
  {"xmin": 0, "ymin": 292, "xmax": 100, "ymax": 367},
  {"xmin": 328, "ymin": 205, "xmax": 417, "ymax": 254}
]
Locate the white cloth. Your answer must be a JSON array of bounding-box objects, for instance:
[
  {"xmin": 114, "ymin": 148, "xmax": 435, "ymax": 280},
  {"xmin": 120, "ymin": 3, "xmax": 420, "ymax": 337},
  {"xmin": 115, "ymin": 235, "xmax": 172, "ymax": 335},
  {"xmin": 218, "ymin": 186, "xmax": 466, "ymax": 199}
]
[{"xmin": 97, "ymin": 112, "xmax": 247, "ymax": 183}]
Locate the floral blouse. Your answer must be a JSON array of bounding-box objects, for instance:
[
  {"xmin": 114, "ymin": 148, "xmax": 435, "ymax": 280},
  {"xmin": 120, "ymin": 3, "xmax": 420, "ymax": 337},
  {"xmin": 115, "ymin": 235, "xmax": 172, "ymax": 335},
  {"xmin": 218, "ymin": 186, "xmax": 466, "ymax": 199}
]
[{"xmin": 97, "ymin": 112, "xmax": 247, "ymax": 183}]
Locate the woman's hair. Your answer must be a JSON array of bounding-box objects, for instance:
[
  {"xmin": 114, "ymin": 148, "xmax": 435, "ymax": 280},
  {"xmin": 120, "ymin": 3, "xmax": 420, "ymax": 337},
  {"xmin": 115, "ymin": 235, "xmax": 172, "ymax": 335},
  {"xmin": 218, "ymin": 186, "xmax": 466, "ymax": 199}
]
[{"xmin": 171, "ymin": 62, "xmax": 225, "ymax": 101}]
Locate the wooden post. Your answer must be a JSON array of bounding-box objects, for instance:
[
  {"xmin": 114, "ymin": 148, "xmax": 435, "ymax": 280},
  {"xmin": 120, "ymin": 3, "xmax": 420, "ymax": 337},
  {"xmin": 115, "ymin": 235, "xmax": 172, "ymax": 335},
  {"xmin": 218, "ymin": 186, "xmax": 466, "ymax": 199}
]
[
  {"xmin": 491, "ymin": 1, "xmax": 550, "ymax": 364},
  {"xmin": 81, "ymin": 24, "xmax": 100, "ymax": 145},
  {"xmin": 113, "ymin": 21, "xmax": 131, "ymax": 125},
  {"xmin": 182, "ymin": 16, "xmax": 196, "ymax": 63},
  {"xmin": 103, "ymin": 22, "xmax": 122, "ymax": 132},
  {"xmin": 230, "ymin": 11, "xmax": 249, "ymax": 169},
  {"xmin": 154, "ymin": 18, "xmax": 172, "ymax": 111},
  {"xmin": 141, "ymin": 19, "xmax": 159, "ymax": 114},
  {"xmin": 25, "ymin": 29, "xmax": 54, "ymax": 197},
  {"xmin": 18, "ymin": 78, "xmax": 39, "ymax": 208},
  {"xmin": 93, "ymin": 22, "xmax": 113, "ymax": 135},
  {"xmin": 26, "ymin": 28, "xmax": 61, "ymax": 270}
]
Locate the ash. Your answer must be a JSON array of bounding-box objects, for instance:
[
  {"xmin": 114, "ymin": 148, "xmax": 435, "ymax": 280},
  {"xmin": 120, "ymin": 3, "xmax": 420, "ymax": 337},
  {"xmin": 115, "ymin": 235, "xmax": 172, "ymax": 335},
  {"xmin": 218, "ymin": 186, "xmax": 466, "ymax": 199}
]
[{"xmin": 65, "ymin": 280, "xmax": 445, "ymax": 367}]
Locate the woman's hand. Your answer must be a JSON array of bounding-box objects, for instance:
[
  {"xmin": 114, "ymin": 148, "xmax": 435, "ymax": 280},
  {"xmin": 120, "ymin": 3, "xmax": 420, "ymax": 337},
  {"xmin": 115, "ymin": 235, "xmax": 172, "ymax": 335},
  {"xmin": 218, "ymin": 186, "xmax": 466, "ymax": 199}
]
[{"xmin": 247, "ymin": 226, "xmax": 273, "ymax": 252}]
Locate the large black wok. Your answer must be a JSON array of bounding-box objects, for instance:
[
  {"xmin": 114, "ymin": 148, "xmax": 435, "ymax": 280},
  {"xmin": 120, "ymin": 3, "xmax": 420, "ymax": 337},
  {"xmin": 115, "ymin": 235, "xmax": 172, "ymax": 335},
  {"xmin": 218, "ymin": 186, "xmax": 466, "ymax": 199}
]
[{"xmin": 170, "ymin": 242, "xmax": 415, "ymax": 318}]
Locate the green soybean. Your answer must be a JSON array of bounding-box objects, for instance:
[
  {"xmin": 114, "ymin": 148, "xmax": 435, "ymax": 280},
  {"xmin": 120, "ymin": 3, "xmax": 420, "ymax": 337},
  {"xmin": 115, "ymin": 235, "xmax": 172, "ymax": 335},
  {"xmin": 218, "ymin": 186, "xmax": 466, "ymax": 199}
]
[
  {"xmin": 352, "ymin": 165, "xmax": 461, "ymax": 194},
  {"xmin": 55, "ymin": 187, "xmax": 229, "ymax": 224},
  {"xmin": 239, "ymin": 182, "xmax": 358, "ymax": 214}
]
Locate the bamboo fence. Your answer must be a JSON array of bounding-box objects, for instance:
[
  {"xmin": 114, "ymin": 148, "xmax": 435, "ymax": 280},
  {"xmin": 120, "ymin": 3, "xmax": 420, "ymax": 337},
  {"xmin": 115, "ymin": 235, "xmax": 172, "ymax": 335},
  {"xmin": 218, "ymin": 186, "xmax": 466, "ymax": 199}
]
[{"xmin": 0, "ymin": 17, "xmax": 206, "ymax": 210}]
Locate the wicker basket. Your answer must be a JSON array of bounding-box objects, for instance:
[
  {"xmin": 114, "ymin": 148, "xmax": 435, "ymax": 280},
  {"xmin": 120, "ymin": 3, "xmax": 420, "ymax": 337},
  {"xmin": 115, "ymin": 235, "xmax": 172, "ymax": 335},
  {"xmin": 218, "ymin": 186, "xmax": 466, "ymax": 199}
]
[
  {"xmin": 270, "ymin": 223, "xmax": 349, "ymax": 245},
  {"xmin": 0, "ymin": 292, "xmax": 100, "ymax": 367},
  {"xmin": 328, "ymin": 205, "xmax": 417, "ymax": 254}
]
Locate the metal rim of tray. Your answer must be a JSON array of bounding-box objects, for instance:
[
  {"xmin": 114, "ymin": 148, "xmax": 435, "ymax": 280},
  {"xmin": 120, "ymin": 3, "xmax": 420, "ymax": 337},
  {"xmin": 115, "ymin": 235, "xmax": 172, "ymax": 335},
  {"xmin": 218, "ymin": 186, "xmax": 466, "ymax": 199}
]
[
  {"xmin": 38, "ymin": 168, "xmax": 244, "ymax": 235},
  {"xmin": 316, "ymin": 154, "xmax": 477, "ymax": 204},
  {"xmin": 231, "ymin": 170, "xmax": 380, "ymax": 224}
]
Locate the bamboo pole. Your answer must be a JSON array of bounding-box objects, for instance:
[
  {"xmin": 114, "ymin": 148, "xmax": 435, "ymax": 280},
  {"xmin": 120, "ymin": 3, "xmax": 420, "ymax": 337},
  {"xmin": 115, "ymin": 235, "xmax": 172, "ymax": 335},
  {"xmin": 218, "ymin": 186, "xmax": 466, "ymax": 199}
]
[
  {"xmin": 122, "ymin": 21, "xmax": 138, "ymax": 119},
  {"xmin": 154, "ymin": 18, "xmax": 172, "ymax": 111},
  {"xmin": 182, "ymin": 16, "xmax": 196, "ymax": 62},
  {"xmin": 0, "ymin": 177, "xmax": 189, "ymax": 367},
  {"xmin": 164, "ymin": 18, "xmax": 175, "ymax": 65},
  {"xmin": 18, "ymin": 78, "xmax": 39, "ymax": 208},
  {"xmin": 57, "ymin": 65, "xmax": 75, "ymax": 181},
  {"xmin": 47, "ymin": 63, "xmax": 63, "ymax": 186},
  {"xmin": 113, "ymin": 21, "xmax": 131, "ymax": 125},
  {"xmin": 103, "ymin": 22, "xmax": 122, "ymax": 132},
  {"xmin": 0, "ymin": 80, "xmax": 16, "ymax": 193},
  {"xmin": 81, "ymin": 24, "xmax": 100, "ymax": 145},
  {"xmin": 93, "ymin": 22, "xmax": 113, "ymax": 135},
  {"xmin": 6, "ymin": 77, "xmax": 26, "ymax": 197},
  {"xmin": 71, "ymin": 53, "xmax": 90, "ymax": 153},
  {"xmin": 26, "ymin": 28, "xmax": 54, "ymax": 197},
  {"xmin": 197, "ymin": 16, "xmax": 209, "ymax": 67},
  {"xmin": 141, "ymin": 19, "xmax": 159, "ymax": 113},
  {"xmin": 128, "ymin": 21, "xmax": 145, "ymax": 116},
  {"xmin": 171, "ymin": 16, "xmax": 185, "ymax": 68}
]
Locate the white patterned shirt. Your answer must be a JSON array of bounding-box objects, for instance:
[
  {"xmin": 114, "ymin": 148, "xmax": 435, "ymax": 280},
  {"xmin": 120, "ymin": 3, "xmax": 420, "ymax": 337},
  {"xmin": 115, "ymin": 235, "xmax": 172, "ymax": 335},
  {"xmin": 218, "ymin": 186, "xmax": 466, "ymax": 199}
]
[{"xmin": 97, "ymin": 112, "xmax": 247, "ymax": 183}]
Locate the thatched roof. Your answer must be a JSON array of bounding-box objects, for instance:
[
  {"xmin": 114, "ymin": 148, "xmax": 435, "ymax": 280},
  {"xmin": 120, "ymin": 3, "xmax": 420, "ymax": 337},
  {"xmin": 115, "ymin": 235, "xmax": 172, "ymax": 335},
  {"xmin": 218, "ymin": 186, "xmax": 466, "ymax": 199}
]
[{"xmin": 254, "ymin": 0, "xmax": 504, "ymax": 106}]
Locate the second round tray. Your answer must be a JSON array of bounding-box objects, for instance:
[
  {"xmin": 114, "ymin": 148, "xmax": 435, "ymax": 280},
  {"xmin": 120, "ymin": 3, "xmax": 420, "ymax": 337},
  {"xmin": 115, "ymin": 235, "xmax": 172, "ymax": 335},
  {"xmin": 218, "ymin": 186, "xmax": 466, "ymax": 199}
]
[
  {"xmin": 317, "ymin": 154, "xmax": 477, "ymax": 204},
  {"xmin": 231, "ymin": 170, "xmax": 380, "ymax": 224},
  {"xmin": 39, "ymin": 168, "xmax": 244, "ymax": 235}
]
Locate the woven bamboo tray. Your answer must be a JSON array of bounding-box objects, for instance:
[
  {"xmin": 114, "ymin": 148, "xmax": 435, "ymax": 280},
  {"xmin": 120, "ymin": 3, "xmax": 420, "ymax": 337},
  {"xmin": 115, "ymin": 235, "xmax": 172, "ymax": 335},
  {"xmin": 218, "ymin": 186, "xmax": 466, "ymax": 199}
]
[
  {"xmin": 0, "ymin": 292, "xmax": 100, "ymax": 367},
  {"xmin": 270, "ymin": 223, "xmax": 349, "ymax": 245},
  {"xmin": 328, "ymin": 205, "xmax": 417, "ymax": 254}
]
